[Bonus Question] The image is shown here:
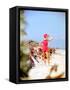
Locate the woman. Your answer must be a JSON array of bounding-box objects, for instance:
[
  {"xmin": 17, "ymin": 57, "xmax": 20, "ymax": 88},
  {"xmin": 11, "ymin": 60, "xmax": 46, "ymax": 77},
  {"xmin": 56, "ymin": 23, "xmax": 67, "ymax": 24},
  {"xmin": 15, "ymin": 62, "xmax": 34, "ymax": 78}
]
[{"xmin": 41, "ymin": 33, "xmax": 53, "ymax": 63}]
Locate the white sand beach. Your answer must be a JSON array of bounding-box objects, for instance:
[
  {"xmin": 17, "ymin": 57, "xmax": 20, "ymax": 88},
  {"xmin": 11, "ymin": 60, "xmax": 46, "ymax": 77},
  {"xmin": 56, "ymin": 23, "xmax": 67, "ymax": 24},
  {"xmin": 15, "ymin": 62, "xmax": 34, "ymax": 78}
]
[{"xmin": 28, "ymin": 49, "xmax": 65, "ymax": 79}]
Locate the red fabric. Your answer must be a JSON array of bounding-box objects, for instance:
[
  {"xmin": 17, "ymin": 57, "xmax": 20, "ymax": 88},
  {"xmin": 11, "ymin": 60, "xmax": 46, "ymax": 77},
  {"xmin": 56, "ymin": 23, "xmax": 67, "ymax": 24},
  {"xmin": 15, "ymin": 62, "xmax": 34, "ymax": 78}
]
[
  {"xmin": 43, "ymin": 34, "xmax": 48, "ymax": 38},
  {"xmin": 41, "ymin": 40, "xmax": 48, "ymax": 52}
]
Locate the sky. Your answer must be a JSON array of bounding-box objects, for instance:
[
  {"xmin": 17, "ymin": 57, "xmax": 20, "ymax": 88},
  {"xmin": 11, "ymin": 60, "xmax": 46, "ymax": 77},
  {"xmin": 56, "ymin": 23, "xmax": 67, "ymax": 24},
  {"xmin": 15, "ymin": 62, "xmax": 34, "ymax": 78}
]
[{"xmin": 21, "ymin": 10, "xmax": 65, "ymax": 49}]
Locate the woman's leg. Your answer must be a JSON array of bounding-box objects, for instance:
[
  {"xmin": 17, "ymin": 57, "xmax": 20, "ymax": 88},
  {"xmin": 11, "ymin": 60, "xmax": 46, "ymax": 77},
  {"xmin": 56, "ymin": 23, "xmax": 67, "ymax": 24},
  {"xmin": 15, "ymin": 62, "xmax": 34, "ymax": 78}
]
[{"xmin": 46, "ymin": 51, "xmax": 50, "ymax": 64}]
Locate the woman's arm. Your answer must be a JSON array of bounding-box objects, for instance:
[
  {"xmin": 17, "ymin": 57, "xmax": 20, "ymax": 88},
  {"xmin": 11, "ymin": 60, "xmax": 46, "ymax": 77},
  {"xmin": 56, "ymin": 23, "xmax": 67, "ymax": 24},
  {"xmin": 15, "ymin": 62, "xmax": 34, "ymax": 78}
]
[{"xmin": 48, "ymin": 36, "xmax": 53, "ymax": 41}]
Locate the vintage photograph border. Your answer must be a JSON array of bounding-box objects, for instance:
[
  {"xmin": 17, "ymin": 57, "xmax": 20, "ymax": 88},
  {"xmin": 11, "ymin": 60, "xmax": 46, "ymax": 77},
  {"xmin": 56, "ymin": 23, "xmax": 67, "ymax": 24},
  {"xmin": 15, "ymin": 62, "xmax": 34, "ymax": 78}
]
[{"xmin": 16, "ymin": 6, "xmax": 68, "ymax": 84}]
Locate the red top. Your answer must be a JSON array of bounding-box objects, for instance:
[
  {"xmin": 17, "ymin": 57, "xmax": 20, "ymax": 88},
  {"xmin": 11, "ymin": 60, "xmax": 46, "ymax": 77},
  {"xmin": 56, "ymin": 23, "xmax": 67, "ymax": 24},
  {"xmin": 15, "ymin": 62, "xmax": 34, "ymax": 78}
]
[{"xmin": 41, "ymin": 40, "xmax": 48, "ymax": 52}]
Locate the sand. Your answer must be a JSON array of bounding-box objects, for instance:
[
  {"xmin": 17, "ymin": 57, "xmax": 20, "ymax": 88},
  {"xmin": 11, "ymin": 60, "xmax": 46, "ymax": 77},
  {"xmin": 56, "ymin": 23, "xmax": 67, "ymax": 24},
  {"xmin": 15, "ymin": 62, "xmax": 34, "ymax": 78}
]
[{"xmin": 28, "ymin": 49, "xmax": 65, "ymax": 79}]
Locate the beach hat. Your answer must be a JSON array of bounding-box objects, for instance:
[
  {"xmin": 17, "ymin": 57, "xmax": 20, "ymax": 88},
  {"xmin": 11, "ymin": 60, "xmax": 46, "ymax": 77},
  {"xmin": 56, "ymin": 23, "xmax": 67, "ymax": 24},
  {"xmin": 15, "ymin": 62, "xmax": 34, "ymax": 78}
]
[{"xmin": 43, "ymin": 34, "xmax": 48, "ymax": 38}]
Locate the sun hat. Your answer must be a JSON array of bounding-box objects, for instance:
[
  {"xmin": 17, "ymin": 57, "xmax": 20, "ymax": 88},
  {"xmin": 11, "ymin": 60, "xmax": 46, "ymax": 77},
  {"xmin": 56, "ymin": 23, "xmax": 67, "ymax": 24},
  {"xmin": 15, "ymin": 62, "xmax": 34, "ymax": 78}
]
[{"xmin": 43, "ymin": 34, "xmax": 48, "ymax": 38}]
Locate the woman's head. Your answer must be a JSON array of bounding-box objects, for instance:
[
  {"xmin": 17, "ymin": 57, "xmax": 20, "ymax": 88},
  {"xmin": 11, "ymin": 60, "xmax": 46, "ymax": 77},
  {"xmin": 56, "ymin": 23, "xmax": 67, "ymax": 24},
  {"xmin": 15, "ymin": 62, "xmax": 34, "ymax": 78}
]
[{"xmin": 43, "ymin": 34, "xmax": 49, "ymax": 40}]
